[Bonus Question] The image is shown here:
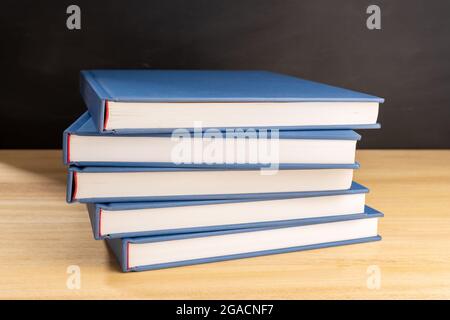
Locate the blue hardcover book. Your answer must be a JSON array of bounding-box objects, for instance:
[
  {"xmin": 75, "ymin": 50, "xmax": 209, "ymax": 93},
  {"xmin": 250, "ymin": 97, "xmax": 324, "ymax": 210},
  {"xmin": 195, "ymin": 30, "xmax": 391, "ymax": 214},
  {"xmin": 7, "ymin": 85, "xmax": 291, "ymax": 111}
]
[
  {"xmin": 87, "ymin": 182, "xmax": 368, "ymax": 239},
  {"xmin": 63, "ymin": 112, "xmax": 361, "ymax": 167},
  {"xmin": 107, "ymin": 206, "xmax": 383, "ymax": 272},
  {"xmin": 80, "ymin": 70, "xmax": 383, "ymax": 133},
  {"xmin": 67, "ymin": 163, "xmax": 358, "ymax": 203}
]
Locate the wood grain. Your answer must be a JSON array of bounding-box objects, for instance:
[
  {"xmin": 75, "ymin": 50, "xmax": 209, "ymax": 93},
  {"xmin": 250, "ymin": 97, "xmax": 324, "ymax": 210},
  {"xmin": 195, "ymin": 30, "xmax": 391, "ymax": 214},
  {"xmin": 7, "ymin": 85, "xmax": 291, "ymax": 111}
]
[{"xmin": 0, "ymin": 150, "xmax": 449, "ymax": 299}]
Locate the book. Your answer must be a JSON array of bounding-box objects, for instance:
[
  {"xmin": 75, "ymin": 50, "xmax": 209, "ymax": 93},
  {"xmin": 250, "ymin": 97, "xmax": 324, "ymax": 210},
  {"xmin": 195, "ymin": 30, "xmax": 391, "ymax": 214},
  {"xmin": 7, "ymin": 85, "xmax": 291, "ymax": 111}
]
[
  {"xmin": 67, "ymin": 163, "xmax": 358, "ymax": 203},
  {"xmin": 87, "ymin": 182, "xmax": 368, "ymax": 239},
  {"xmin": 64, "ymin": 112, "xmax": 361, "ymax": 167},
  {"xmin": 107, "ymin": 207, "xmax": 383, "ymax": 272},
  {"xmin": 80, "ymin": 70, "xmax": 383, "ymax": 133}
]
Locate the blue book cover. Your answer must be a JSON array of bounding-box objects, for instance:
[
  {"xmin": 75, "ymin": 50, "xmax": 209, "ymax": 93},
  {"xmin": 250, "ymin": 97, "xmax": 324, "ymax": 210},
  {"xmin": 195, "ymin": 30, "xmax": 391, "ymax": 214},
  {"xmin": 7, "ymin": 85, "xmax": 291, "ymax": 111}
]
[
  {"xmin": 106, "ymin": 206, "xmax": 383, "ymax": 272},
  {"xmin": 80, "ymin": 70, "xmax": 383, "ymax": 133},
  {"xmin": 66, "ymin": 163, "xmax": 359, "ymax": 203},
  {"xmin": 87, "ymin": 182, "xmax": 369, "ymax": 240},
  {"xmin": 63, "ymin": 111, "xmax": 361, "ymax": 166}
]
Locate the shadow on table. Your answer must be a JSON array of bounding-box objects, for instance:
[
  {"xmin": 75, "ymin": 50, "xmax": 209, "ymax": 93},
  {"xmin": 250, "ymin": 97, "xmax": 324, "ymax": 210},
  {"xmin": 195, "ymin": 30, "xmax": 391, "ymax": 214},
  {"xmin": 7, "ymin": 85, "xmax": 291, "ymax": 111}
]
[{"xmin": 0, "ymin": 149, "xmax": 66, "ymax": 186}]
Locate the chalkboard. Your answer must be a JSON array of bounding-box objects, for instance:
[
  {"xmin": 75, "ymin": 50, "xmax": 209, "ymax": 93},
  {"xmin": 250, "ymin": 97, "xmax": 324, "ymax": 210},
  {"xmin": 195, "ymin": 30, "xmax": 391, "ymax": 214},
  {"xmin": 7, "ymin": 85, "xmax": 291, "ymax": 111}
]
[{"xmin": 1, "ymin": 0, "xmax": 449, "ymax": 148}]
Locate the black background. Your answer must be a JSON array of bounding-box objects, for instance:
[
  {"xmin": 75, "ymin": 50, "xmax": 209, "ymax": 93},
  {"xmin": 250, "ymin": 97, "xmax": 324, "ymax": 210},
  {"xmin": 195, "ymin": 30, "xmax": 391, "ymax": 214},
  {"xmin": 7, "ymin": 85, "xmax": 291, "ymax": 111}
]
[{"xmin": 1, "ymin": 0, "xmax": 449, "ymax": 148}]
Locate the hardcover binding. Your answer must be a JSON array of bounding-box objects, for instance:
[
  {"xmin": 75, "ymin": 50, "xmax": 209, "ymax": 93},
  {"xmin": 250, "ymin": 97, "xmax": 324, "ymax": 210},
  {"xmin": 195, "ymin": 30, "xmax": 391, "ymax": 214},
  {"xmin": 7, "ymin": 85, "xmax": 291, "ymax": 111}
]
[
  {"xmin": 106, "ymin": 208, "xmax": 383, "ymax": 272},
  {"xmin": 80, "ymin": 70, "xmax": 384, "ymax": 133},
  {"xmin": 87, "ymin": 182, "xmax": 369, "ymax": 240},
  {"xmin": 63, "ymin": 112, "xmax": 364, "ymax": 167},
  {"xmin": 66, "ymin": 163, "xmax": 359, "ymax": 203}
]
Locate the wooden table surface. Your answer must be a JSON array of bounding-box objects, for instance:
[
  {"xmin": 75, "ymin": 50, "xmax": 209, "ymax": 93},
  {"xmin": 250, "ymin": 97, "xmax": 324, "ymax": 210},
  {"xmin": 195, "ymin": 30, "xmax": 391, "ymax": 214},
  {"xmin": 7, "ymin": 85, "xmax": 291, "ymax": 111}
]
[{"xmin": 0, "ymin": 150, "xmax": 449, "ymax": 299}]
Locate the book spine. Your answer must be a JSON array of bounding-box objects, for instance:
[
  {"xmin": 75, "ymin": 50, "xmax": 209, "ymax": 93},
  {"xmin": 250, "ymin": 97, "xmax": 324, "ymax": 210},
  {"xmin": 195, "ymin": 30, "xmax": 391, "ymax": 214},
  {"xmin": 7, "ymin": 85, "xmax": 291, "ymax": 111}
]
[
  {"xmin": 66, "ymin": 170, "xmax": 78, "ymax": 203},
  {"xmin": 86, "ymin": 203, "xmax": 103, "ymax": 240},
  {"xmin": 106, "ymin": 238, "xmax": 129, "ymax": 272},
  {"xmin": 80, "ymin": 71, "xmax": 108, "ymax": 133},
  {"xmin": 62, "ymin": 131, "xmax": 70, "ymax": 165}
]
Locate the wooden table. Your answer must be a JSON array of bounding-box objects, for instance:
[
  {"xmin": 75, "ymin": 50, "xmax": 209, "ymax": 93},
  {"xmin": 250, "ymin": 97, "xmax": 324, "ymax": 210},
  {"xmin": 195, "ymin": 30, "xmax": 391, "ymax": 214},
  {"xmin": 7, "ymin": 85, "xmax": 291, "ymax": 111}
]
[{"xmin": 0, "ymin": 150, "xmax": 449, "ymax": 299}]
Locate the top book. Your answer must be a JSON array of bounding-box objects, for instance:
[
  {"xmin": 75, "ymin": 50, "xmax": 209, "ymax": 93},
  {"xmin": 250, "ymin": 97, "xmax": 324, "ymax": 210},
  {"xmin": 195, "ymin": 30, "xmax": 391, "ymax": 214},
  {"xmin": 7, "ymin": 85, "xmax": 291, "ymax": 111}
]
[{"xmin": 80, "ymin": 70, "xmax": 384, "ymax": 133}]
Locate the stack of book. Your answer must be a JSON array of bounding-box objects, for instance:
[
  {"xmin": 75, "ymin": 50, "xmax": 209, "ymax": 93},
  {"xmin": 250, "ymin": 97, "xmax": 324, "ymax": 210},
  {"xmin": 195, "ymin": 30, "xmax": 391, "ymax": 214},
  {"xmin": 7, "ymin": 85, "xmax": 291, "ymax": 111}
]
[{"xmin": 64, "ymin": 70, "xmax": 384, "ymax": 272}]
